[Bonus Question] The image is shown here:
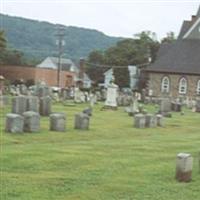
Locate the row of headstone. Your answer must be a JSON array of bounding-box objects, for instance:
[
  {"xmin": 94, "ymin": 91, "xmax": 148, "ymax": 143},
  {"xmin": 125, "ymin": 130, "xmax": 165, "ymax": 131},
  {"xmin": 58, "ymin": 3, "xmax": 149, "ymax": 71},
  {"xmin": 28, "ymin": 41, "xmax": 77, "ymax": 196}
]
[
  {"xmin": 12, "ymin": 95, "xmax": 51, "ymax": 116},
  {"xmin": 6, "ymin": 110, "xmax": 91, "ymax": 133},
  {"xmin": 134, "ymin": 113, "xmax": 163, "ymax": 128}
]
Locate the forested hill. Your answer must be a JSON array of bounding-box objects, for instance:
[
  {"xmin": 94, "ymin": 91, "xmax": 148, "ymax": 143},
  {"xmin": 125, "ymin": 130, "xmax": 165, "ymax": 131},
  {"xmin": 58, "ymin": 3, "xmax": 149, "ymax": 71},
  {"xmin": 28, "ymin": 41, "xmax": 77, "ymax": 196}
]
[{"xmin": 0, "ymin": 14, "xmax": 122, "ymax": 61}]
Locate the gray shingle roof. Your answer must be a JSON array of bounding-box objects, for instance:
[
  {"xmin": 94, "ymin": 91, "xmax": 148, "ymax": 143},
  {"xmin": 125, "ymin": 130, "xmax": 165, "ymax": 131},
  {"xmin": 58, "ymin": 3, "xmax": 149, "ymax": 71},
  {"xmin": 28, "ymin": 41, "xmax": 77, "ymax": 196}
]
[
  {"xmin": 146, "ymin": 39, "xmax": 200, "ymax": 75},
  {"xmin": 49, "ymin": 57, "xmax": 75, "ymax": 71}
]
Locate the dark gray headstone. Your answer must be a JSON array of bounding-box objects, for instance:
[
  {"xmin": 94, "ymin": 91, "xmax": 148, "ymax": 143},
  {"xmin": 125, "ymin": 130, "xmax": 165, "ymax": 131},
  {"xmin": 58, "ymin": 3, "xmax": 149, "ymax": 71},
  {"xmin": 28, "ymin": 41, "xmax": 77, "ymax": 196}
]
[
  {"xmin": 23, "ymin": 111, "xmax": 40, "ymax": 132},
  {"xmin": 74, "ymin": 113, "xmax": 90, "ymax": 130},
  {"xmin": 6, "ymin": 113, "xmax": 24, "ymax": 133},
  {"xmin": 12, "ymin": 96, "xmax": 27, "ymax": 115},
  {"xmin": 39, "ymin": 96, "xmax": 51, "ymax": 116},
  {"xmin": 50, "ymin": 113, "xmax": 66, "ymax": 132},
  {"xmin": 134, "ymin": 114, "xmax": 145, "ymax": 128},
  {"xmin": 27, "ymin": 96, "xmax": 39, "ymax": 112},
  {"xmin": 145, "ymin": 114, "xmax": 157, "ymax": 128}
]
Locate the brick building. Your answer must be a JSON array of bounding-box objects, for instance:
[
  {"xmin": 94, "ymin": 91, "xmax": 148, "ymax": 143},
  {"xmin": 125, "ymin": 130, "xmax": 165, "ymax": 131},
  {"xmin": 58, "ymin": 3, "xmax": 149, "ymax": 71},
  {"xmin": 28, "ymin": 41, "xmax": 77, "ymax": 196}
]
[
  {"xmin": 146, "ymin": 6, "xmax": 200, "ymax": 98},
  {"xmin": 0, "ymin": 57, "xmax": 77, "ymax": 87}
]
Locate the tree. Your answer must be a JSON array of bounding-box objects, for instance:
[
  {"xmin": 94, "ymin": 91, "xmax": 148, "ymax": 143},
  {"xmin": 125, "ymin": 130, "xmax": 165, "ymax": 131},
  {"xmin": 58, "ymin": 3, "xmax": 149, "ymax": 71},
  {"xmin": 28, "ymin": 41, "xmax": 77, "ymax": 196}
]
[
  {"xmin": 161, "ymin": 31, "xmax": 176, "ymax": 44},
  {"xmin": 0, "ymin": 31, "xmax": 7, "ymax": 50}
]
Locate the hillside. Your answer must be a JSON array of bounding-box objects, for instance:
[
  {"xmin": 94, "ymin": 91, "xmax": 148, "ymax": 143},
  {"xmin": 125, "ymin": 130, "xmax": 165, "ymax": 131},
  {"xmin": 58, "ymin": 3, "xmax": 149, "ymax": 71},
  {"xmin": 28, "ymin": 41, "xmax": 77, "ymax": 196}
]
[{"xmin": 0, "ymin": 14, "xmax": 122, "ymax": 61}]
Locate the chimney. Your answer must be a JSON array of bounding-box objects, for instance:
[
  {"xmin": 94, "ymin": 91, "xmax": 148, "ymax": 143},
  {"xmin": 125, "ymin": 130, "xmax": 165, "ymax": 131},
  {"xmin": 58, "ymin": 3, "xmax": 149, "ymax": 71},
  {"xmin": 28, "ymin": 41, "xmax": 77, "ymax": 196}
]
[{"xmin": 191, "ymin": 15, "xmax": 196, "ymax": 22}]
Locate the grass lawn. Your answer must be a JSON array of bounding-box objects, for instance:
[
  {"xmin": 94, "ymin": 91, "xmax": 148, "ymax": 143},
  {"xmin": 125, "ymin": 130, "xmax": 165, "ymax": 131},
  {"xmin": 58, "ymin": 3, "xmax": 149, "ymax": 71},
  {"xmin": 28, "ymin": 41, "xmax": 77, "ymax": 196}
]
[{"xmin": 0, "ymin": 101, "xmax": 200, "ymax": 200}]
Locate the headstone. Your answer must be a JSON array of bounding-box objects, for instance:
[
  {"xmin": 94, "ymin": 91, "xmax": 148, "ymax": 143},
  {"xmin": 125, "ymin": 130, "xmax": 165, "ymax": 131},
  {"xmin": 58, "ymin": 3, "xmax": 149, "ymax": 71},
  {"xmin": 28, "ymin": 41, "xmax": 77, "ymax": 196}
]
[
  {"xmin": 0, "ymin": 95, "xmax": 10, "ymax": 107},
  {"xmin": 27, "ymin": 96, "xmax": 39, "ymax": 112},
  {"xmin": 50, "ymin": 113, "xmax": 66, "ymax": 132},
  {"xmin": 175, "ymin": 153, "xmax": 193, "ymax": 182},
  {"xmin": 105, "ymin": 82, "xmax": 118, "ymax": 109},
  {"xmin": 145, "ymin": 114, "xmax": 157, "ymax": 128},
  {"xmin": 134, "ymin": 114, "xmax": 146, "ymax": 128},
  {"xmin": 37, "ymin": 86, "xmax": 50, "ymax": 98},
  {"xmin": 195, "ymin": 99, "xmax": 200, "ymax": 112},
  {"xmin": 5, "ymin": 113, "xmax": 24, "ymax": 133},
  {"xmin": 23, "ymin": 111, "xmax": 40, "ymax": 132},
  {"xmin": 160, "ymin": 98, "xmax": 171, "ymax": 113},
  {"xmin": 156, "ymin": 114, "xmax": 164, "ymax": 127},
  {"xmin": 39, "ymin": 96, "xmax": 51, "ymax": 116},
  {"xmin": 171, "ymin": 102, "xmax": 182, "ymax": 112},
  {"xmin": 12, "ymin": 96, "xmax": 27, "ymax": 115},
  {"xmin": 74, "ymin": 87, "xmax": 83, "ymax": 103},
  {"xmin": 74, "ymin": 113, "xmax": 90, "ymax": 130},
  {"xmin": 19, "ymin": 84, "xmax": 28, "ymax": 95}
]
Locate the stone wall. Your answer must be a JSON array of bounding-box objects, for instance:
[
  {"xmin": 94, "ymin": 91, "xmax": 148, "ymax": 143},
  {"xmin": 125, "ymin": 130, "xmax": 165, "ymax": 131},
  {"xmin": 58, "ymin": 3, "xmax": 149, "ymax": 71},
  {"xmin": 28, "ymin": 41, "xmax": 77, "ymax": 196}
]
[{"xmin": 148, "ymin": 72, "xmax": 200, "ymax": 98}]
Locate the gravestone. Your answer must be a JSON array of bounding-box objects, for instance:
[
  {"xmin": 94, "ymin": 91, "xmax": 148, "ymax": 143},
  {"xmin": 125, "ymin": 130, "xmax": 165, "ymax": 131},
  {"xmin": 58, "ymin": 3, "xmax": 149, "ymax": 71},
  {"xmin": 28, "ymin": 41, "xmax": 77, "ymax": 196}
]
[
  {"xmin": 6, "ymin": 113, "xmax": 24, "ymax": 133},
  {"xmin": 160, "ymin": 98, "xmax": 171, "ymax": 113},
  {"xmin": 195, "ymin": 99, "xmax": 200, "ymax": 112},
  {"xmin": 176, "ymin": 153, "xmax": 193, "ymax": 182},
  {"xmin": 39, "ymin": 96, "xmax": 51, "ymax": 116},
  {"xmin": 12, "ymin": 96, "xmax": 27, "ymax": 115},
  {"xmin": 145, "ymin": 114, "xmax": 157, "ymax": 128},
  {"xmin": 74, "ymin": 87, "xmax": 83, "ymax": 103},
  {"xmin": 0, "ymin": 95, "xmax": 10, "ymax": 107},
  {"xmin": 50, "ymin": 113, "xmax": 66, "ymax": 132},
  {"xmin": 37, "ymin": 86, "xmax": 50, "ymax": 98},
  {"xmin": 156, "ymin": 114, "xmax": 164, "ymax": 127},
  {"xmin": 27, "ymin": 96, "xmax": 39, "ymax": 112},
  {"xmin": 171, "ymin": 101, "xmax": 182, "ymax": 112},
  {"xmin": 104, "ymin": 82, "xmax": 118, "ymax": 109},
  {"xmin": 19, "ymin": 84, "xmax": 28, "ymax": 95},
  {"xmin": 74, "ymin": 113, "xmax": 90, "ymax": 130},
  {"xmin": 134, "ymin": 114, "xmax": 146, "ymax": 128},
  {"xmin": 23, "ymin": 111, "xmax": 40, "ymax": 132}
]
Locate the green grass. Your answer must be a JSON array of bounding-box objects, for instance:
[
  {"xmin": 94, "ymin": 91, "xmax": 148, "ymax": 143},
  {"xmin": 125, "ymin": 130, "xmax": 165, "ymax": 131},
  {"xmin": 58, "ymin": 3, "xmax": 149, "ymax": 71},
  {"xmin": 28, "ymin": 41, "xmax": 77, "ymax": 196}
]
[{"xmin": 0, "ymin": 102, "xmax": 200, "ymax": 200}]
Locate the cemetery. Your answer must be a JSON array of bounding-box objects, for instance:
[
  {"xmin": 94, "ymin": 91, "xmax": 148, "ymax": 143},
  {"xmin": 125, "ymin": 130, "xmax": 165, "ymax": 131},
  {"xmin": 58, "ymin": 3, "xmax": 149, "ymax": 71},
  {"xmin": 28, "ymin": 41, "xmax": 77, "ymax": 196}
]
[{"xmin": 0, "ymin": 83, "xmax": 200, "ymax": 200}]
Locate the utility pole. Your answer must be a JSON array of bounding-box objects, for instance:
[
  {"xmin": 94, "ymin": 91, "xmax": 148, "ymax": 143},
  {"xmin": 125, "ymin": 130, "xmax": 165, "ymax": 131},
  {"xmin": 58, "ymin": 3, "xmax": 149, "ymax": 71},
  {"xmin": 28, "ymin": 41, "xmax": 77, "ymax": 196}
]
[{"xmin": 55, "ymin": 26, "xmax": 65, "ymax": 87}]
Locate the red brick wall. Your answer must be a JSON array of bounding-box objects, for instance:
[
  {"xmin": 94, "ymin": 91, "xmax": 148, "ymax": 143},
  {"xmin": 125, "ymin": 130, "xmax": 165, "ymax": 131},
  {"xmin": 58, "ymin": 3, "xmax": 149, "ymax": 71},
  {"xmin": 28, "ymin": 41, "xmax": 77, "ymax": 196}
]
[{"xmin": 0, "ymin": 65, "xmax": 75, "ymax": 87}]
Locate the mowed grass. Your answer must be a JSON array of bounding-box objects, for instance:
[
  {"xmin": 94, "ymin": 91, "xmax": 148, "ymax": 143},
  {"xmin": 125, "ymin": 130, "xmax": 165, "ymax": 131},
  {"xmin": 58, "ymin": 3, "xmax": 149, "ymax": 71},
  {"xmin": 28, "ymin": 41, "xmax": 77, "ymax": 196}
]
[{"xmin": 0, "ymin": 101, "xmax": 200, "ymax": 200}]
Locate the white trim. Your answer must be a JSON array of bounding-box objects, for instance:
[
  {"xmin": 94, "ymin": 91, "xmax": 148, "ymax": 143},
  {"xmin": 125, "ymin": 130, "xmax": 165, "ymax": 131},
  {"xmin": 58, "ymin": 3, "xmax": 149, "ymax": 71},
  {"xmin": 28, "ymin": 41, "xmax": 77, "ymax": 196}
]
[
  {"xmin": 197, "ymin": 80, "xmax": 200, "ymax": 95},
  {"xmin": 178, "ymin": 77, "xmax": 187, "ymax": 94},
  {"xmin": 183, "ymin": 17, "xmax": 200, "ymax": 39},
  {"xmin": 161, "ymin": 76, "xmax": 170, "ymax": 93}
]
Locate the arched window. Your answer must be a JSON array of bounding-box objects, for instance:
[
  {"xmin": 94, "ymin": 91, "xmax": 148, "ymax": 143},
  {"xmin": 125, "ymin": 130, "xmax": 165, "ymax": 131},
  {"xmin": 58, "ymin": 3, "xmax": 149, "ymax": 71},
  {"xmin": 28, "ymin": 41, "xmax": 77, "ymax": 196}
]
[
  {"xmin": 197, "ymin": 80, "xmax": 200, "ymax": 95},
  {"xmin": 179, "ymin": 77, "xmax": 187, "ymax": 94},
  {"xmin": 161, "ymin": 76, "xmax": 170, "ymax": 93}
]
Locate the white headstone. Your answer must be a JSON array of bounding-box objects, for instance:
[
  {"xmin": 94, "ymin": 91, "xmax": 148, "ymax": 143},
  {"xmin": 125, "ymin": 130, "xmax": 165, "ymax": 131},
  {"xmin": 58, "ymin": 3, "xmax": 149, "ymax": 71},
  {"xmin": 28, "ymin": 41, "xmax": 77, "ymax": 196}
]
[{"xmin": 105, "ymin": 83, "xmax": 118, "ymax": 108}]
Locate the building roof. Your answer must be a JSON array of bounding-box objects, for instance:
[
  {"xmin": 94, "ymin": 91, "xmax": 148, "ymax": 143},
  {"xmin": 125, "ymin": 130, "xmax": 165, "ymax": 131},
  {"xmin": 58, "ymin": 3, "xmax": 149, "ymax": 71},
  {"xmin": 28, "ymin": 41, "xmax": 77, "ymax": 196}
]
[
  {"xmin": 146, "ymin": 39, "xmax": 200, "ymax": 75},
  {"xmin": 49, "ymin": 57, "xmax": 77, "ymax": 71},
  {"xmin": 146, "ymin": 6, "xmax": 200, "ymax": 75}
]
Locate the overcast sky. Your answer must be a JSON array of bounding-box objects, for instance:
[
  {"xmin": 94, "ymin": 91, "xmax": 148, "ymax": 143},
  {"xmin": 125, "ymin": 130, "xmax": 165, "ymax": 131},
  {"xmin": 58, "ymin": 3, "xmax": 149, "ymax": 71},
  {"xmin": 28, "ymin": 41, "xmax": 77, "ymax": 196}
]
[{"xmin": 1, "ymin": 0, "xmax": 200, "ymax": 39}]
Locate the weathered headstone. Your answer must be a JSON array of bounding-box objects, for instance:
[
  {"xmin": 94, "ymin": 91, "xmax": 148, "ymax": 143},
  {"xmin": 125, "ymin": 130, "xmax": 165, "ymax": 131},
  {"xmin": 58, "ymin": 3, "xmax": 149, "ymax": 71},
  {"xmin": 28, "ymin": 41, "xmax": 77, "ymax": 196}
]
[
  {"xmin": 27, "ymin": 96, "xmax": 39, "ymax": 112},
  {"xmin": 19, "ymin": 84, "xmax": 28, "ymax": 95},
  {"xmin": 50, "ymin": 113, "xmax": 66, "ymax": 132},
  {"xmin": 105, "ymin": 82, "xmax": 118, "ymax": 109},
  {"xmin": 12, "ymin": 96, "xmax": 27, "ymax": 115},
  {"xmin": 145, "ymin": 114, "xmax": 157, "ymax": 128},
  {"xmin": 37, "ymin": 86, "xmax": 50, "ymax": 98},
  {"xmin": 171, "ymin": 102, "xmax": 182, "ymax": 112},
  {"xmin": 175, "ymin": 153, "xmax": 193, "ymax": 182},
  {"xmin": 134, "ymin": 114, "xmax": 146, "ymax": 128},
  {"xmin": 156, "ymin": 114, "xmax": 164, "ymax": 127},
  {"xmin": 5, "ymin": 113, "xmax": 24, "ymax": 133},
  {"xmin": 160, "ymin": 98, "xmax": 171, "ymax": 113},
  {"xmin": 195, "ymin": 99, "xmax": 200, "ymax": 112},
  {"xmin": 39, "ymin": 96, "xmax": 51, "ymax": 116},
  {"xmin": 74, "ymin": 113, "xmax": 90, "ymax": 130},
  {"xmin": 23, "ymin": 111, "xmax": 40, "ymax": 132}
]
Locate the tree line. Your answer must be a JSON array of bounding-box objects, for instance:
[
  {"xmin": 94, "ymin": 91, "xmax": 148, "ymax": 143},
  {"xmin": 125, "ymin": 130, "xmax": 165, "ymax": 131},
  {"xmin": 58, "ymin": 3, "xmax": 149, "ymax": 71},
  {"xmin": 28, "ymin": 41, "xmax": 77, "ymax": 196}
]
[{"xmin": 86, "ymin": 31, "xmax": 176, "ymax": 88}]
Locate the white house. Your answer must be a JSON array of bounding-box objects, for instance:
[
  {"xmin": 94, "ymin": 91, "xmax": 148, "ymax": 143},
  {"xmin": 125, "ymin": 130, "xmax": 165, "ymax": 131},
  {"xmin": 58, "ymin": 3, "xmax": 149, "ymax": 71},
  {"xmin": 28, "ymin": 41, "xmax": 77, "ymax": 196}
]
[{"xmin": 37, "ymin": 56, "xmax": 78, "ymax": 72}]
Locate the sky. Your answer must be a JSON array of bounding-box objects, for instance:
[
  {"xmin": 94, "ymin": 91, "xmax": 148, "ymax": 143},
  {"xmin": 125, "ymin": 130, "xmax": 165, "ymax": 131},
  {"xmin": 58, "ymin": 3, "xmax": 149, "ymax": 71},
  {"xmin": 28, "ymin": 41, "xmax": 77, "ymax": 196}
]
[{"xmin": 1, "ymin": 0, "xmax": 200, "ymax": 39}]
